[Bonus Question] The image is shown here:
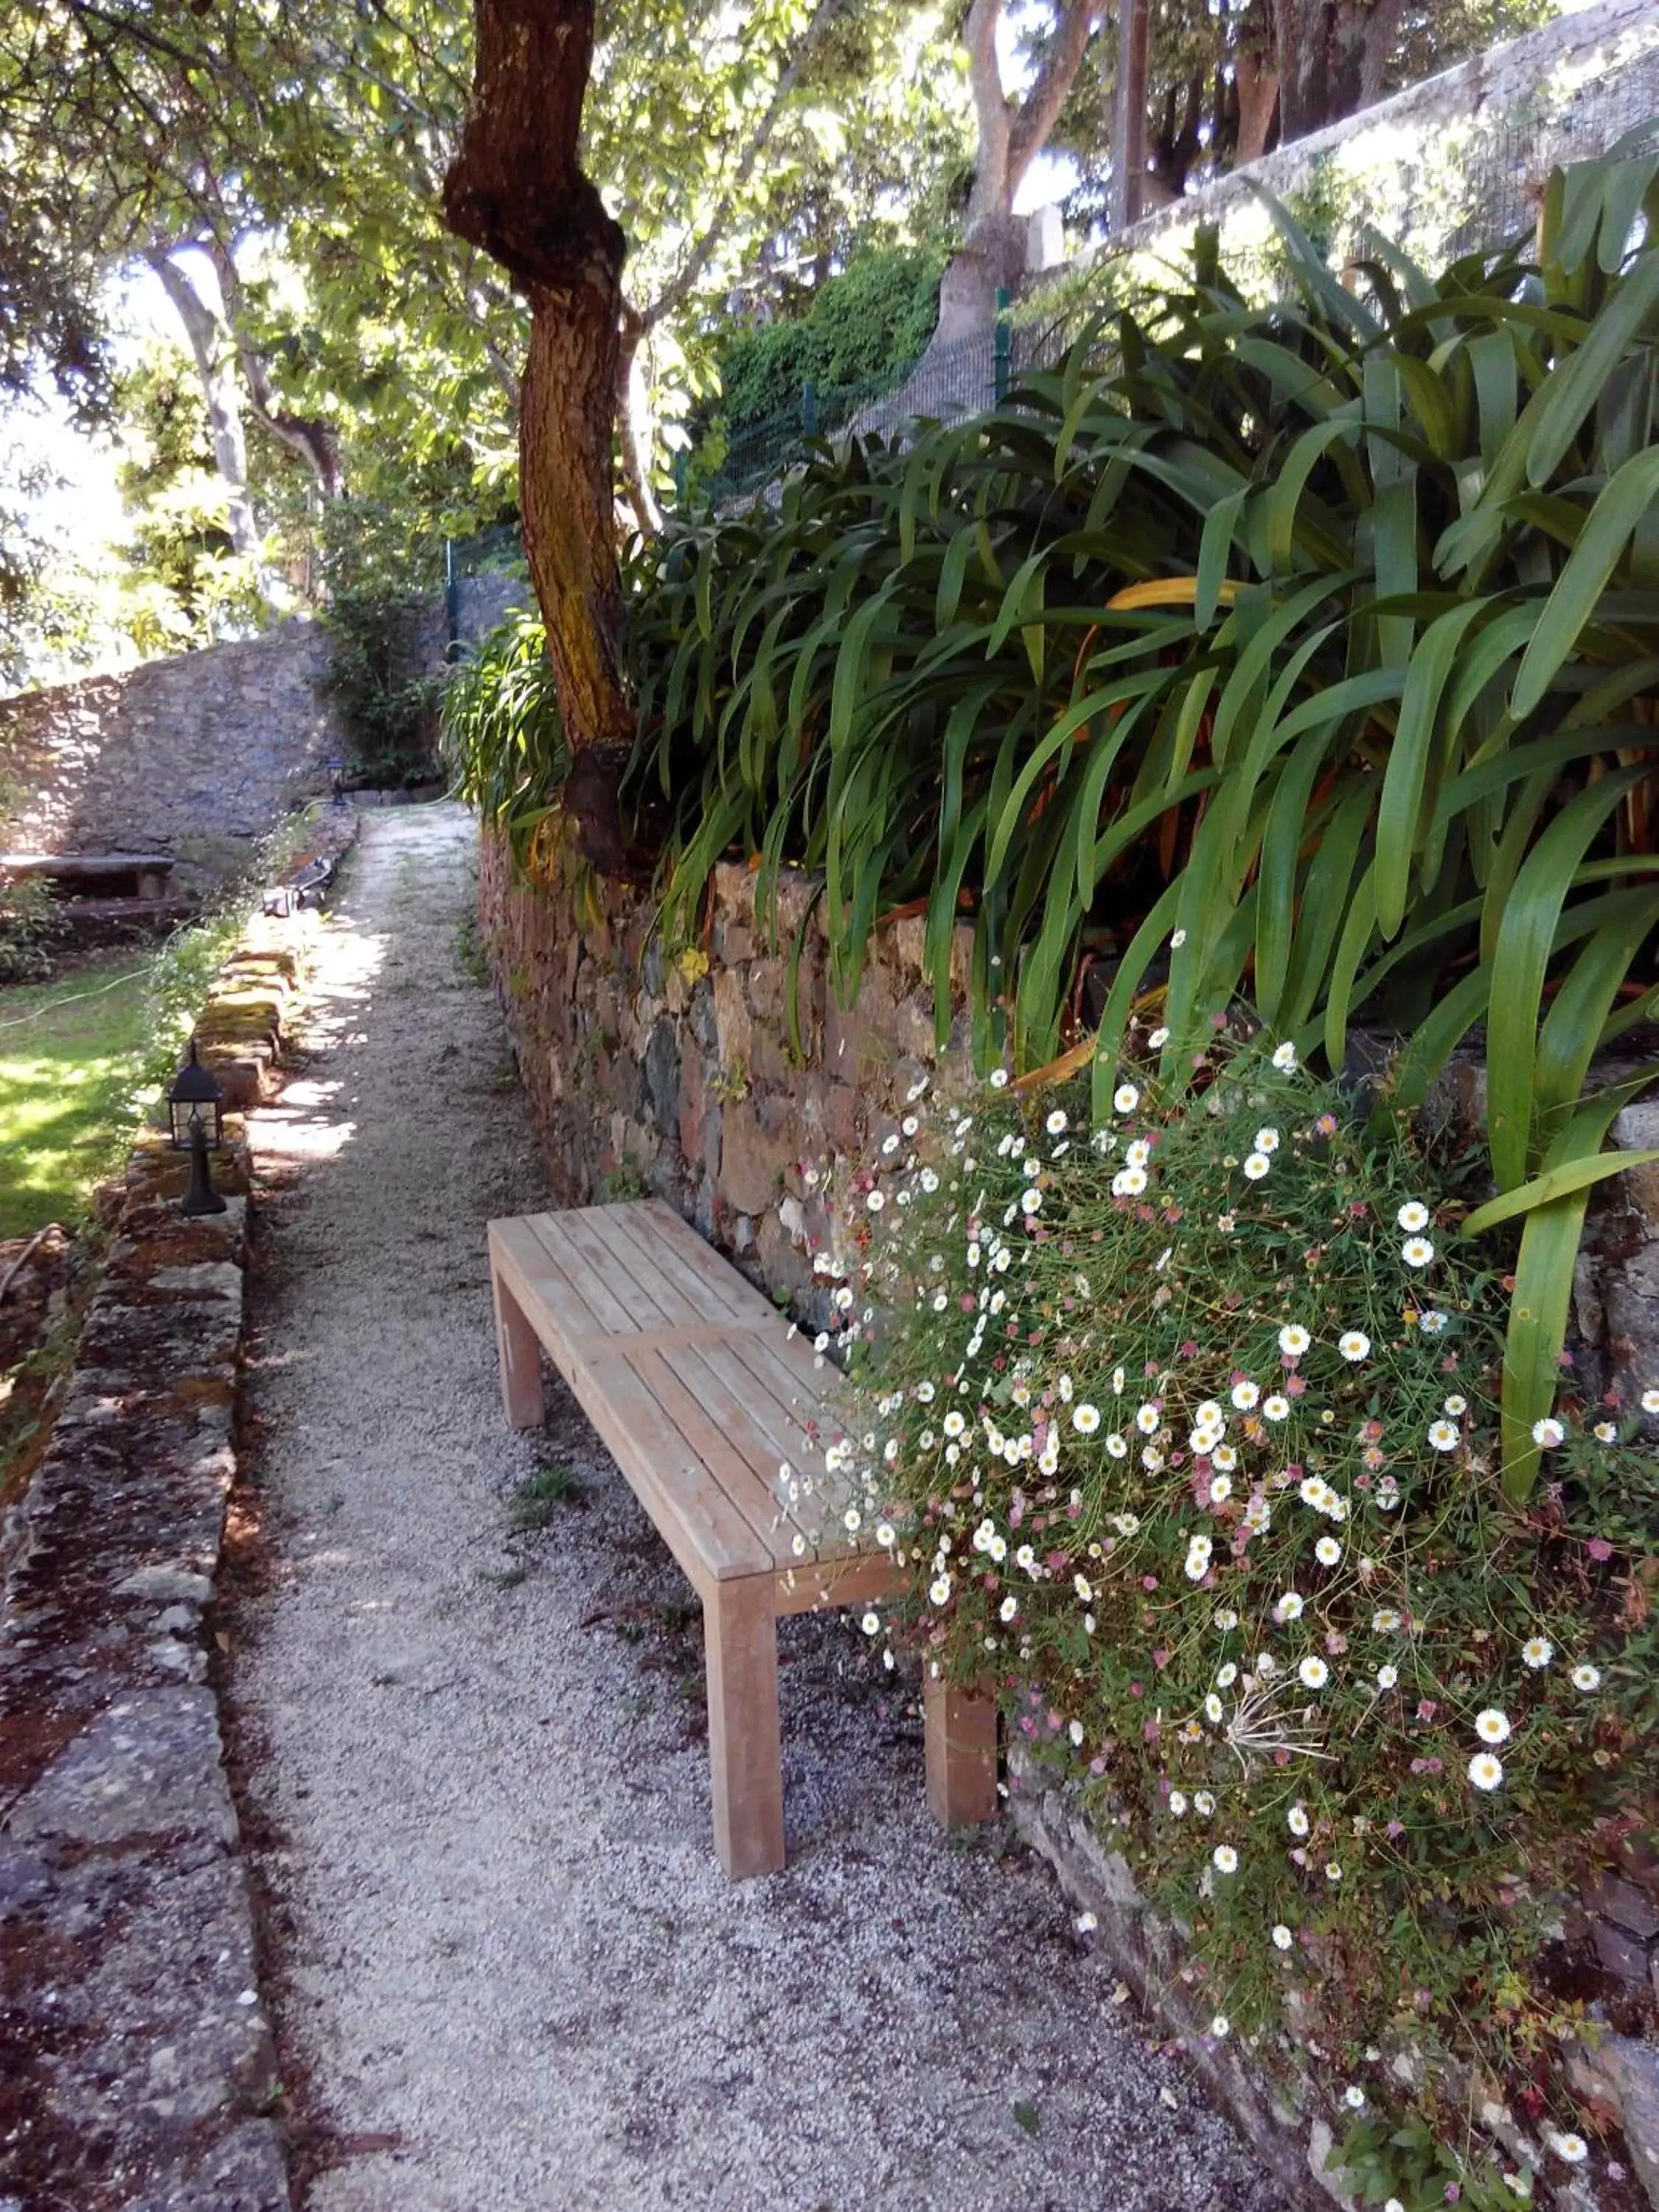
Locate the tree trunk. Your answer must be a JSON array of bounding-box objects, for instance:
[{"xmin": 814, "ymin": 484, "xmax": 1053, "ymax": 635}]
[
  {"xmin": 933, "ymin": 0, "xmax": 1099, "ymax": 349},
  {"xmin": 1235, "ymin": 43, "xmax": 1279, "ymax": 163},
  {"xmin": 444, "ymin": 0, "xmax": 640, "ymax": 876},
  {"xmin": 1273, "ymin": 0, "xmax": 1397, "ymax": 143},
  {"xmin": 1111, "ymin": 0, "xmax": 1150, "ymax": 229},
  {"xmin": 145, "ymin": 248, "xmax": 260, "ymax": 560}
]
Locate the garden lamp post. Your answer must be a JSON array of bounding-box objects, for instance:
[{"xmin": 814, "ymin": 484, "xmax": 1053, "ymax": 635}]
[
  {"xmin": 168, "ymin": 1038, "xmax": 226, "ymax": 1216},
  {"xmin": 327, "ymin": 757, "xmax": 348, "ymax": 805}
]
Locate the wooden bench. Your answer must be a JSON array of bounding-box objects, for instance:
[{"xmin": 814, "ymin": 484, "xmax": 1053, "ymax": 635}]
[
  {"xmin": 1, "ymin": 850, "xmax": 177, "ymax": 901},
  {"xmin": 487, "ymin": 1197, "xmax": 998, "ymax": 1878}
]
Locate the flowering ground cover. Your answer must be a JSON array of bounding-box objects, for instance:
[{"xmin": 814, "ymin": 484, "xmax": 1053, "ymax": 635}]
[{"xmin": 807, "ymin": 1030, "xmax": 1656, "ymax": 2211}]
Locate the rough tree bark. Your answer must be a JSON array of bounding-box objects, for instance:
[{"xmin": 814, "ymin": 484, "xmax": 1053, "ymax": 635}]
[
  {"xmin": 1272, "ymin": 0, "xmax": 1401, "ymax": 143},
  {"xmin": 443, "ymin": 0, "xmax": 638, "ymax": 876},
  {"xmin": 1110, "ymin": 0, "xmax": 1150, "ymax": 229}
]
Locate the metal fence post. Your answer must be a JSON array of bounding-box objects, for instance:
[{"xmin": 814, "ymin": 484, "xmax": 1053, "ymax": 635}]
[
  {"xmin": 993, "ymin": 290, "xmax": 1012, "ymax": 408},
  {"xmin": 443, "ymin": 538, "xmax": 460, "ymax": 662}
]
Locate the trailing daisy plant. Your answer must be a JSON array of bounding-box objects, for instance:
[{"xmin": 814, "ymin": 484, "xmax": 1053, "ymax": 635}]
[{"xmin": 816, "ymin": 1034, "xmax": 1655, "ymax": 2208}]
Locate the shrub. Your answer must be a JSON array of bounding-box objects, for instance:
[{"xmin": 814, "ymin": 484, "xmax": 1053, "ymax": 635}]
[
  {"xmin": 439, "ymin": 603, "xmax": 566, "ymax": 877},
  {"xmin": 0, "ymin": 875, "xmax": 68, "ymax": 983},
  {"xmin": 816, "ymin": 1033, "xmax": 1655, "ymax": 2205}
]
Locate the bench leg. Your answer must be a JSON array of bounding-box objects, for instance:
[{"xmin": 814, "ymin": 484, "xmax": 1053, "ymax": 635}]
[
  {"xmin": 490, "ymin": 1265, "xmax": 545, "ymax": 1429},
  {"xmin": 704, "ymin": 1579, "xmax": 785, "ymax": 1879},
  {"xmin": 923, "ymin": 1669, "xmax": 999, "ymax": 1829}
]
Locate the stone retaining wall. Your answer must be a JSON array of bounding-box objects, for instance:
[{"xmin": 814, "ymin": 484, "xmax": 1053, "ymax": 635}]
[
  {"xmin": 0, "ymin": 622, "xmax": 342, "ymax": 897},
  {"xmin": 0, "ymin": 855, "xmax": 347, "ymax": 2209}
]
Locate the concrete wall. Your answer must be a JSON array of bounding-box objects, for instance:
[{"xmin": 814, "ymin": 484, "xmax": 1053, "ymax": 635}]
[{"xmin": 0, "ymin": 621, "xmax": 340, "ymax": 895}]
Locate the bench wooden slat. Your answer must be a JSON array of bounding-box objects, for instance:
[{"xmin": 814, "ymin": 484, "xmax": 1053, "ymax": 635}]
[
  {"xmin": 565, "ymin": 1348, "xmax": 776, "ymax": 1590},
  {"xmin": 595, "ymin": 1201, "xmax": 763, "ymax": 1326},
  {"xmin": 609, "ymin": 1344, "xmax": 800, "ymax": 1571},
  {"xmin": 512, "ymin": 1214, "xmax": 641, "ymax": 1341},
  {"xmin": 490, "ymin": 1217, "xmax": 620, "ymax": 1364},
  {"xmin": 667, "ymin": 1338, "xmax": 853, "ymax": 1562},
  {"xmin": 546, "ymin": 1206, "xmax": 684, "ymax": 1329}
]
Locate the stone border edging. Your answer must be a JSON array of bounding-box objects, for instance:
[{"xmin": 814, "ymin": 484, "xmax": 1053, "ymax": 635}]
[{"xmin": 0, "ymin": 830, "xmax": 353, "ymax": 2211}]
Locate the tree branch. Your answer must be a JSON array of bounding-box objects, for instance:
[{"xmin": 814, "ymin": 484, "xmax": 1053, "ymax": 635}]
[
  {"xmin": 641, "ymin": 0, "xmax": 850, "ymax": 330},
  {"xmin": 1007, "ymin": 0, "xmax": 1099, "ymax": 195}
]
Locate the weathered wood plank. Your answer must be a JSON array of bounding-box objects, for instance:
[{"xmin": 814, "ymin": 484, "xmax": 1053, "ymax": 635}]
[
  {"xmin": 596, "ymin": 1200, "xmax": 761, "ymax": 1324},
  {"xmin": 704, "ymin": 1576, "xmax": 785, "ymax": 1879},
  {"xmin": 611, "ymin": 1344, "xmax": 798, "ymax": 1565},
  {"xmin": 563, "ymin": 1348, "xmax": 775, "ymax": 1589},
  {"xmin": 514, "ymin": 1213, "xmax": 642, "ymax": 1339}
]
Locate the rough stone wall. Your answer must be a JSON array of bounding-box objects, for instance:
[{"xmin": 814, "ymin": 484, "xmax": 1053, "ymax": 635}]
[
  {"xmin": 0, "ymin": 620, "xmax": 341, "ymax": 894},
  {"xmin": 479, "ymin": 830, "xmax": 975, "ymax": 1315},
  {"xmin": 453, "ymin": 568, "xmax": 529, "ymax": 648}
]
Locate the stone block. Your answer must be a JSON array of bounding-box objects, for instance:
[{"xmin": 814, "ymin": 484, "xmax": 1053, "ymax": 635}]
[
  {"xmin": 719, "ymin": 1096, "xmax": 801, "ymax": 1217},
  {"xmin": 642, "ymin": 1018, "xmax": 680, "ymax": 1139},
  {"xmin": 712, "ymin": 965, "xmax": 751, "ymax": 1065},
  {"xmin": 1585, "ymin": 1871, "xmax": 1659, "ymax": 1941}
]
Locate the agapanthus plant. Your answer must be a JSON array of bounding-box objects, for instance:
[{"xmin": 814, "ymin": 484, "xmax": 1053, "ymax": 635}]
[{"xmin": 810, "ymin": 1036, "xmax": 1655, "ymax": 2205}]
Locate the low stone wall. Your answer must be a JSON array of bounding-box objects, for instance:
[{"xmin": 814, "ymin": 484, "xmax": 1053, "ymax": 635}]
[
  {"xmin": 0, "ymin": 889, "xmax": 338, "ymax": 2210},
  {"xmin": 0, "ymin": 622, "xmax": 341, "ymax": 897}
]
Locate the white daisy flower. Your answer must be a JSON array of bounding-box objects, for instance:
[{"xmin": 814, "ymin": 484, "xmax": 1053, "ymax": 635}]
[
  {"xmin": 1262, "ymin": 1394, "xmax": 1290, "ymax": 1422},
  {"xmin": 1072, "ymin": 1403, "xmax": 1101, "ymax": 1435},
  {"xmin": 929, "ymin": 1576, "xmax": 953, "ymax": 1606},
  {"xmin": 1397, "ymin": 1201, "xmax": 1430, "ymax": 1232},
  {"xmin": 1287, "ymin": 1805, "xmax": 1310, "ymax": 1836},
  {"xmin": 1271, "ymin": 1924, "xmax": 1293, "ymax": 1951},
  {"xmin": 1021, "ymin": 1188, "xmax": 1043, "ymax": 1215},
  {"xmin": 1443, "ymin": 1394, "xmax": 1467, "ymax": 1416},
  {"xmin": 1343, "ymin": 2086, "xmax": 1366, "ymax": 2111},
  {"xmin": 1105, "ymin": 1433, "xmax": 1128, "ymax": 1458},
  {"xmin": 861, "ymin": 1611, "xmax": 880, "ymax": 1635},
  {"xmin": 1571, "ymin": 1663, "xmax": 1601, "ymax": 1692},
  {"xmin": 1377, "ymin": 1664, "xmax": 1398, "ymax": 1689},
  {"xmin": 1113, "ymin": 1084, "xmax": 1140, "ymax": 1115},
  {"xmin": 1418, "ymin": 1310, "xmax": 1449, "ymax": 1335},
  {"xmin": 1112, "ymin": 1166, "xmax": 1149, "ymax": 1197},
  {"xmin": 1298, "ymin": 1656, "xmax": 1329, "ymax": 1688},
  {"xmin": 1467, "ymin": 1752, "xmax": 1504, "ymax": 1791},
  {"xmin": 1594, "ymin": 1420, "xmax": 1618, "ymax": 1443},
  {"xmin": 1205, "ymin": 1693, "xmax": 1225, "ymax": 1723},
  {"xmin": 1231, "ymin": 1380, "xmax": 1259, "ymax": 1411},
  {"xmin": 999, "ymin": 1595, "xmax": 1018, "ymax": 1623},
  {"xmin": 1208, "ymin": 1474, "xmax": 1234, "ymax": 1503},
  {"xmin": 1193, "ymin": 1791, "xmax": 1215, "ymax": 1815},
  {"xmin": 1046, "ymin": 1109, "xmax": 1068, "ymax": 1135},
  {"xmin": 1401, "ymin": 1237, "xmax": 1436, "ymax": 1268},
  {"xmin": 866, "ymin": 1190, "xmax": 886, "ymax": 1212},
  {"xmin": 1371, "ymin": 1608, "xmax": 1402, "ymax": 1632},
  {"xmin": 1254, "ymin": 1127, "xmax": 1280, "ymax": 1153},
  {"xmin": 1214, "ymin": 1607, "xmax": 1239, "ymax": 1630},
  {"xmin": 1315, "ymin": 1536, "xmax": 1341, "ymax": 1566},
  {"xmin": 987, "ymin": 1068, "xmax": 1009, "ymax": 1088},
  {"xmin": 1643, "ymin": 1387, "xmax": 1659, "ymax": 1413},
  {"xmin": 1211, "ymin": 1445, "xmax": 1238, "ymax": 1473},
  {"xmin": 1135, "ymin": 1402, "xmax": 1161, "ymax": 1435},
  {"xmin": 1243, "ymin": 1152, "xmax": 1272, "ymax": 1180},
  {"xmin": 1325, "ymin": 1862, "xmax": 1343, "ymax": 1882},
  {"xmin": 1124, "ymin": 1139, "xmax": 1152, "ymax": 1171},
  {"xmin": 1427, "ymin": 1419, "xmax": 1460, "ymax": 1452},
  {"xmin": 1531, "ymin": 1416, "xmax": 1565, "ymax": 1448},
  {"xmin": 1168, "ymin": 1790, "xmax": 1188, "ymax": 1815},
  {"xmin": 943, "ymin": 1411, "xmax": 967, "ymax": 1439},
  {"xmin": 1211, "ymin": 1845, "xmax": 1238, "ymax": 1874},
  {"xmin": 1338, "ymin": 1331, "xmax": 1370, "ymax": 1363},
  {"xmin": 1522, "ymin": 1637, "xmax": 1553, "ymax": 1669},
  {"xmin": 1278, "ymin": 1324, "xmax": 1311, "ymax": 1357},
  {"xmin": 1272, "ymin": 1041, "xmax": 1296, "ymax": 1070},
  {"xmin": 1548, "ymin": 2132, "xmax": 1588, "ymax": 2165},
  {"xmin": 1274, "ymin": 1591, "xmax": 1304, "ymax": 1622},
  {"xmin": 1211, "ymin": 2014, "xmax": 1230, "ymax": 2039},
  {"xmin": 1216, "ymin": 1663, "xmax": 1238, "ymax": 1688}
]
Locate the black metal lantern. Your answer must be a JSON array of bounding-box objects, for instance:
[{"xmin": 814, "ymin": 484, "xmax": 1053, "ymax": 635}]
[
  {"xmin": 327, "ymin": 756, "xmax": 348, "ymax": 805},
  {"xmin": 167, "ymin": 1039, "xmax": 226, "ymax": 1216}
]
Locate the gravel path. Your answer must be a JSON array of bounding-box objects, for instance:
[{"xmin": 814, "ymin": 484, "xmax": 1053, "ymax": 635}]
[{"xmin": 232, "ymin": 802, "xmax": 1279, "ymax": 2212}]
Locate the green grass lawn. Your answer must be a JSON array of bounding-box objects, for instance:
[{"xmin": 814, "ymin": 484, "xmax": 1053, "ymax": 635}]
[{"xmin": 0, "ymin": 953, "xmax": 159, "ymax": 1239}]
